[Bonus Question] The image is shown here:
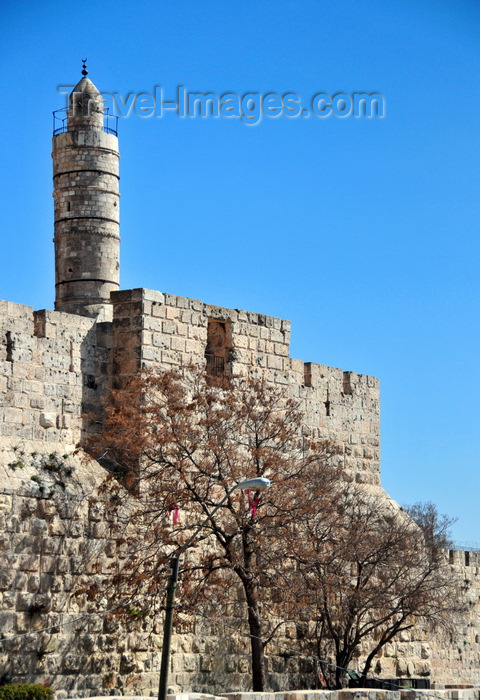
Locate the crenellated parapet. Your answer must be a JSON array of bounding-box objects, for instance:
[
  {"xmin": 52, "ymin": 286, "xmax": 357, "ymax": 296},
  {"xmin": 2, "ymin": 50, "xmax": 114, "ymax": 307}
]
[
  {"xmin": 0, "ymin": 287, "xmax": 380, "ymax": 484},
  {"xmin": 0, "ymin": 300, "xmax": 112, "ymax": 446},
  {"xmin": 110, "ymin": 288, "xmax": 380, "ymax": 484}
]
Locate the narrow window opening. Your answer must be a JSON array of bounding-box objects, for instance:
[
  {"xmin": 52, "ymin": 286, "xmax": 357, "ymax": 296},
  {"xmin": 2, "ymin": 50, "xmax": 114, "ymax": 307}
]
[
  {"xmin": 67, "ymin": 201, "xmax": 71, "ymax": 211},
  {"xmin": 205, "ymin": 319, "xmax": 232, "ymax": 378},
  {"xmin": 465, "ymin": 551, "xmax": 470, "ymax": 566},
  {"xmin": 84, "ymin": 374, "xmax": 98, "ymax": 390},
  {"xmin": 69, "ymin": 340, "xmax": 74, "ymax": 372},
  {"xmin": 6, "ymin": 332, "xmax": 13, "ymax": 362},
  {"xmin": 324, "ymin": 390, "xmax": 331, "ymax": 416}
]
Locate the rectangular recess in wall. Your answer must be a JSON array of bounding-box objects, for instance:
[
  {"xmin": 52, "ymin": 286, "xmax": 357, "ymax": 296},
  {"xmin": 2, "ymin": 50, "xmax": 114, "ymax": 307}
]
[
  {"xmin": 6, "ymin": 332, "xmax": 13, "ymax": 362},
  {"xmin": 33, "ymin": 310, "xmax": 47, "ymax": 338},
  {"xmin": 205, "ymin": 319, "xmax": 232, "ymax": 378},
  {"xmin": 304, "ymin": 362, "xmax": 312, "ymax": 387},
  {"xmin": 343, "ymin": 371, "xmax": 353, "ymax": 395}
]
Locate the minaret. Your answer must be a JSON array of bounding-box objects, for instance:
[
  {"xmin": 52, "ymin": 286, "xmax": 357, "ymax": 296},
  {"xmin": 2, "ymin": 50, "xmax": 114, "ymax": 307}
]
[{"xmin": 52, "ymin": 61, "xmax": 120, "ymax": 317}]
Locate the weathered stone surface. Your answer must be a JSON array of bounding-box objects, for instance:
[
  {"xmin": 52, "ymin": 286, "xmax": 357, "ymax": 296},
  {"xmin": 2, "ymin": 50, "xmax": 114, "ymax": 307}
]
[
  {"xmin": 1, "ymin": 289, "xmax": 480, "ymax": 696},
  {"xmin": 1, "ymin": 449, "xmax": 479, "ymax": 696}
]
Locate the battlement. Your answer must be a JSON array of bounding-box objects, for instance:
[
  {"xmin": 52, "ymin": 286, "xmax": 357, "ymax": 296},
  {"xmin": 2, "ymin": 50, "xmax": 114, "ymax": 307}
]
[
  {"xmin": 0, "ymin": 299, "xmax": 111, "ymax": 447},
  {"xmin": 0, "ymin": 289, "xmax": 380, "ymax": 483},
  {"xmin": 111, "ymin": 287, "xmax": 380, "ymax": 483}
]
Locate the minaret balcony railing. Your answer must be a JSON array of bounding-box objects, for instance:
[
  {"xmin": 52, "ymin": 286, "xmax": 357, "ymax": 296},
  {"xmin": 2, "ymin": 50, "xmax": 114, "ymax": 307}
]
[{"xmin": 52, "ymin": 107, "xmax": 118, "ymax": 136}]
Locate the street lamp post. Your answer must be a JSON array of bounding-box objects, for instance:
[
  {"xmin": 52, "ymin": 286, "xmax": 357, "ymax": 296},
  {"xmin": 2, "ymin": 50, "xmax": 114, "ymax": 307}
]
[{"xmin": 157, "ymin": 477, "xmax": 271, "ymax": 700}]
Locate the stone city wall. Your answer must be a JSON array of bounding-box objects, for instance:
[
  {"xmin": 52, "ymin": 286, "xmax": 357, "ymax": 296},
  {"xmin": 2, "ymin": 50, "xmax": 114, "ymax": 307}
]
[
  {"xmin": 1, "ymin": 291, "xmax": 379, "ymax": 484},
  {"xmin": 111, "ymin": 288, "xmax": 380, "ymax": 484},
  {"xmin": 0, "ymin": 300, "xmax": 112, "ymax": 448},
  {"xmin": 1, "ymin": 292, "xmax": 476, "ymax": 694},
  {"xmin": 0, "ymin": 451, "xmax": 323, "ymax": 697},
  {"xmin": 0, "ymin": 446, "xmax": 479, "ymax": 695},
  {"xmin": 349, "ymin": 546, "xmax": 480, "ymax": 685}
]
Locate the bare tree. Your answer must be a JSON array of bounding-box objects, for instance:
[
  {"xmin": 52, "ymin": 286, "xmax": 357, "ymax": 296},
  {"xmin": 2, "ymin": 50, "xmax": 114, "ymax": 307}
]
[
  {"xmin": 83, "ymin": 367, "xmax": 459, "ymax": 692},
  {"xmin": 83, "ymin": 366, "xmax": 338, "ymax": 692},
  {"xmin": 403, "ymin": 501, "xmax": 456, "ymax": 552},
  {"xmin": 287, "ymin": 487, "xmax": 461, "ymax": 689}
]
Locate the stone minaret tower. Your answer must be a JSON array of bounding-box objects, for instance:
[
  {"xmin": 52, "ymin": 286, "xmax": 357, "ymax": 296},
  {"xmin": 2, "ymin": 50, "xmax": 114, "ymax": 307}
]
[{"xmin": 52, "ymin": 62, "xmax": 120, "ymax": 317}]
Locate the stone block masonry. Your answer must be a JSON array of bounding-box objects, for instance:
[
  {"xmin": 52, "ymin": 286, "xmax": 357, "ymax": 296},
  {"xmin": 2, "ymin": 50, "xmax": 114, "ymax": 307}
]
[
  {"xmin": 2, "ymin": 446, "xmax": 480, "ymax": 697},
  {"xmin": 111, "ymin": 289, "xmax": 380, "ymax": 485},
  {"xmin": 1, "ymin": 288, "xmax": 379, "ymax": 481},
  {"xmin": 0, "ymin": 300, "xmax": 112, "ymax": 447},
  {"xmin": 6, "ymin": 285, "xmax": 480, "ymax": 694},
  {"xmin": 0, "ymin": 451, "xmax": 344, "ymax": 697},
  {"xmin": 0, "ymin": 283, "xmax": 383, "ymax": 696}
]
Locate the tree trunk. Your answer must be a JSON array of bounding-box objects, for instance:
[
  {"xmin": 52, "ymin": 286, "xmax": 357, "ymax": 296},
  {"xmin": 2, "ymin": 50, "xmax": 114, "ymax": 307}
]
[
  {"xmin": 244, "ymin": 581, "xmax": 267, "ymax": 691},
  {"xmin": 335, "ymin": 648, "xmax": 352, "ymax": 689}
]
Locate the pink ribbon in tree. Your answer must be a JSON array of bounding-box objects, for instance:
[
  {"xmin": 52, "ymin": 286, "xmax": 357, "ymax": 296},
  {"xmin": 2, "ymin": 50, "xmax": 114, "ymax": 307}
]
[
  {"xmin": 169, "ymin": 505, "xmax": 179, "ymax": 525},
  {"xmin": 247, "ymin": 489, "xmax": 261, "ymax": 518}
]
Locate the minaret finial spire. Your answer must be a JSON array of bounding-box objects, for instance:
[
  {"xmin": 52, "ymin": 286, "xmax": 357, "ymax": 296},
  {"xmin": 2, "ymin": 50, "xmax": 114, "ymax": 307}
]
[{"xmin": 81, "ymin": 58, "xmax": 88, "ymax": 76}]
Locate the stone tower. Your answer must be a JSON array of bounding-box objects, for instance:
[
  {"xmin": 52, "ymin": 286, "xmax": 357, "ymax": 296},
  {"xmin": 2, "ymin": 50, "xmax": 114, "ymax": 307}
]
[{"xmin": 52, "ymin": 64, "xmax": 120, "ymax": 317}]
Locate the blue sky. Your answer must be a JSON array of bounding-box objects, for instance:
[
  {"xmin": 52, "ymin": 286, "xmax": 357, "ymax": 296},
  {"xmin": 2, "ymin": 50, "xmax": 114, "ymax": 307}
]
[{"xmin": 1, "ymin": 0, "xmax": 479, "ymax": 542}]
